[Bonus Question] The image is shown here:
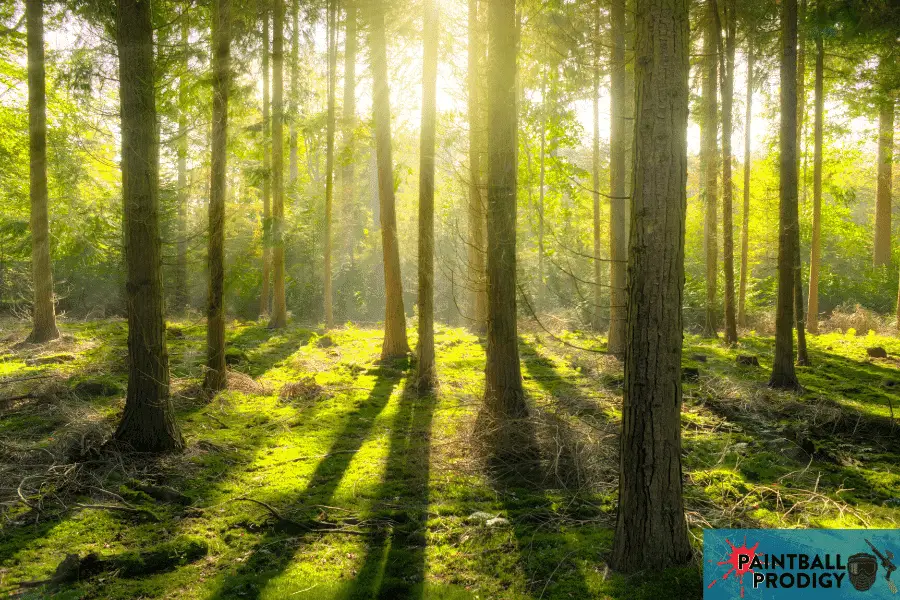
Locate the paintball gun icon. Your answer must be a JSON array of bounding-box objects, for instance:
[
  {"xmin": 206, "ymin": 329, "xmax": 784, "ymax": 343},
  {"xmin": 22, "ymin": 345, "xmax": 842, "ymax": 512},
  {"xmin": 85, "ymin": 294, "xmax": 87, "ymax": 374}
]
[{"xmin": 866, "ymin": 538, "xmax": 898, "ymax": 594}]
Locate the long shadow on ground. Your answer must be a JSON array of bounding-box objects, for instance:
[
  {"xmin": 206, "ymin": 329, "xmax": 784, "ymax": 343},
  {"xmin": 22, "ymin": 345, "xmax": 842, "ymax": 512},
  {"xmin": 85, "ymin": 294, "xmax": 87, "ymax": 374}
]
[
  {"xmin": 210, "ymin": 361, "xmax": 407, "ymax": 599},
  {"xmin": 343, "ymin": 381, "xmax": 437, "ymax": 599}
]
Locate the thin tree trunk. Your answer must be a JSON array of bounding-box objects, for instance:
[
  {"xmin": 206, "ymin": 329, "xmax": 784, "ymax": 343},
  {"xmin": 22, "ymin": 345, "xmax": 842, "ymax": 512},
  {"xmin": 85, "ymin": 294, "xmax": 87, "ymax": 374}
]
[
  {"xmin": 416, "ymin": 0, "xmax": 438, "ymax": 390},
  {"xmin": 174, "ymin": 14, "xmax": 189, "ymax": 314},
  {"xmin": 467, "ymin": 0, "xmax": 487, "ymax": 333},
  {"xmin": 113, "ymin": 0, "xmax": 184, "ymax": 452},
  {"xmin": 611, "ymin": 0, "xmax": 692, "ymax": 572},
  {"xmin": 770, "ymin": 0, "xmax": 800, "ymax": 390},
  {"xmin": 369, "ymin": 0, "xmax": 409, "ymax": 358},
  {"xmin": 806, "ymin": 28, "xmax": 823, "ymax": 334},
  {"xmin": 720, "ymin": 0, "xmax": 737, "ymax": 344},
  {"xmin": 738, "ymin": 42, "xmax": 752, "ymax": 327},
  {"xmin": 269, "ymin": 0, "xmax": 288, "ymax": 328},
  {"xmin": 204, "ymin": 0, "xmax": 230, "ymax": 394},
  {"xmin": 483, "ymin": 0, "xmax": 525, "ymax": 422},
  {"xmin": 25, "ymin": 0, "xmax": 59, "ymax": 344},
  {"xmin": 324, "ymin": 0, "xmax": 336, "ymax": 328},
  {"xmin": 607, "ymin": 0, "xmax": 627, "ymax": 354},
  {"xmin": 701, "ymin": 0, "xmax": 718, "ymax": 337},
  {"xmin": 591, "ymin": 0, "xmax": 602, "ymax": 333},
  {"xmin": 260, "ymin": 5, "xmax": 272, "ymax": 318},
  {"xmin": 537, "ymin": 70, "xmax": 547, "ymax": 303},
  {"xmin": 793, "ymin": 0, "xmax": 809, "ymax": 365},
  {"xmin": 874, "ymin": 58, "xmax": 894, "ymax": 267},
  {"xmin": 341, "ymin": 0, "xmax": 357, "ymax": 264},
  {"xmin": 289, "ymin": 0, "xmax": 299, "ymax": 193}
]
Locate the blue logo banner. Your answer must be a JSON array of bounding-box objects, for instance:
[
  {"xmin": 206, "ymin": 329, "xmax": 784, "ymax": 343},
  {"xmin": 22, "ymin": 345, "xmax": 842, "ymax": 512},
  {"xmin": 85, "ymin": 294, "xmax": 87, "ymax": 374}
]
[{"xmin": 704, "ymin": 529, "xmax": 899, "ymax": 599}]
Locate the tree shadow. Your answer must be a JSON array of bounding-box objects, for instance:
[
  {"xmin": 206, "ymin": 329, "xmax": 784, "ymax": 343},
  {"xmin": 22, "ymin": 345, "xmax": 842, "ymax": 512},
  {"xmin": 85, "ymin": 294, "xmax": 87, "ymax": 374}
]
[
  {"xmin": 342, "ymin": 381, "xmax": 437, "ymax": 599},
  {"xmin": 210, "ymin": 361, "xmax": 408, "ymax": 599}
]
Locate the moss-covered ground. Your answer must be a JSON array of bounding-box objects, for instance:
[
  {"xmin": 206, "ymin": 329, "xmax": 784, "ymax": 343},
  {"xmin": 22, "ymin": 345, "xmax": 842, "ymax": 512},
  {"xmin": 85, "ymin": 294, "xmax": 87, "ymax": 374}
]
[{"xmin": 0, "ymin": 319, "xmax": 897, "ymax": 598}]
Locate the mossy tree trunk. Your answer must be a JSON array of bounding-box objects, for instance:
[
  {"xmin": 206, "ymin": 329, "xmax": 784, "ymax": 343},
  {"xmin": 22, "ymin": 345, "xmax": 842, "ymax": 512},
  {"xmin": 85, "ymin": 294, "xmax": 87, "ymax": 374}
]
[
  {"xmin": 204, "ymin": 0, "xmax": 231, "ymax": 394},
  {"xmin": 483, "ymin": 0, "xmax": 525, "ymax": 421},
  {"xmin": 770, "ymin": 0, "xmax": 801, "ymax": 390},
  {"xmin": 369, "ymin": 0, "xmax": 409, "ymax": 358},
  {"xmin": 113, "ymin": 0, "xmax": 184, "ymax": 452},
  {"xmin": 25, "ymin": 0, "xmax": 59, "ymax": 344},
  {"xmin": 416, "ymin": 0, "xmax": 438, "ymax": 390},
  {"xmin": 611, "ymin": 0, "xmax": 692, "ymax": 573}
]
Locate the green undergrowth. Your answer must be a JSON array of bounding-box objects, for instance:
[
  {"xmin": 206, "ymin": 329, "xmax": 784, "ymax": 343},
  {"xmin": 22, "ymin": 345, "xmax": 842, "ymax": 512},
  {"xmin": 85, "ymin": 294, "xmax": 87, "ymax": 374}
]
[{"xmin": 0, "ymin": 319, "xmax": 898, "ymax": 599}]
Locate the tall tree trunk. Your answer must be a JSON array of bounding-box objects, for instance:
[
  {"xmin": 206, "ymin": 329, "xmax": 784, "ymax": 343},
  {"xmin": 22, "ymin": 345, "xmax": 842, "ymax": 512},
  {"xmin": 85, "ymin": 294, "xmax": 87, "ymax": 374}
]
[
  {"xmin": 611, "ymin": 0, "xmax": 692, "ymax": 572},
  {"xmin": 467, "ymin": 0, "xmax": 487, "ymax": 333},
  {"xmin": 591, "ymin": 0, "xmax": 602, "ymax": 333},
  {"xmin": 607, "ymin": 0, "xmax": 627, "ymax": 354},
  {"xmin": 269, "ymin": 0, "xmax": 288, "ymax": 328},
  {"xmin": 874, "ymin": 58, "xmax": 894, "ymax": 267},
  {"xmin": 113, "ymin": 0, "xmax": 184, "ymax": 452},
  {"xmin": 324, "ymin": 0, "xmax": 336, "ymax": 328},
  {"xmin": 738, "ymin": 41, "xmax": 752, "ymax": 327},
  {"xmin": 720, "ymin": 0, "xmax": 737, "ymax": 344},
  {"xmin": 537, "ymin": 70, "xmax": 547, "ymax": 303},
  {"xmin": 416, "ymin": 0, "xmax": 438, "ymax": 390},
  {"xmin": 289, "ymin": 0, "xmax": 299, "ymax": 192},
  {"xmin": 341, "ymin": 0, "xmax": 357, "ymax": 264},
  {"xmin": 204, "ymin": 0, "xmax": 230, "ymax": 394},
  {"xmin": 25, "ymin": 0, "xmax": 59, "ymax": 344},
  {"xmin": 483, "ymin": 0, "xmax": 525, "ymax": 422},
  {"xmin": 792, "ymin": 0, "xmax": 809, "ymax": 365},
  {"xmin": 174, "ymin": 14, "xmax": 189, "ymax": 314},
  {"xmin": 770, "ymin": 0, "xmax": 800, "ymax": 390},
  {"xmin": 260, "ymin": 5, "xmax": 272, "ymax": 318},
  {"xmin": 369, "ymin": 0, "xmax": 409, "ymax": 358},
  {"xmin": 701, "ymin": 0, "xmax": 718, "ymax": 337},
  {"xmin": 806, "ymin": 28, "xmax": 823, "ymax": 334}
]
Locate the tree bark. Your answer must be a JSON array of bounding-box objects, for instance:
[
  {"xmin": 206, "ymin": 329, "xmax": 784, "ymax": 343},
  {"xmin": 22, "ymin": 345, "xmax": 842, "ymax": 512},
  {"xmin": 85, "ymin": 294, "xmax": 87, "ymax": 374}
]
[
  {"xmin": 467, "ymin": 0, "xmax": 487, "ymax": 333},
  {"xmin": 341, "ymin": 0, "xmax": 357, "ymax": 264},
  {"xmin": 806, "ymin": 28, "xmax": 823, "ymax": 334},
  {"xmin": 416, "ymin": 0, "xmax": 438, "ymax": 390},
  {"xmin": 174, "ymin": 13, "xmax": 189, "ymax": 314},
  {"xmin": 483, "ymin": 0, "xmax": 525, "ymax": 421},
  {"xmin": 591, "ymin": 2, "xmax": 602, "ymax": 333},
  {"xmin": 204, "ymin": 0, "xmax": 230, "ymax": 394},
  {"xmin": 260, "ymin": 4, "xmax": 272, "ymax": 318},
  {"xmin": 770, "ymin": 0, "xmax": 800, "ymax": 390},
  {"xmin": 369, "ymin": 0, "xmax": 409, "ymax": 358},
  {"xmin": 269, "ymin": 0, "xmax": 288, "ymax": 328},
  {"xmin": 738, "ymin": 41, "xmax": 752, "ymax": 328},
  {"xmin": 114, "ymin": 0, "xmax": 184, "ymax": 452},
  {"xmin": 607, "ymin": 0, "xmax": 627, "ymax": 354},
  {"xmin": 324, "ymin": 0, "xmax": 336, "ymax": 328},
  {"xmin": 289, "ymin": 0, "xmax": 299, "ymax": 193},
  {"xmin": 537, "ymin": 70, "xmax": 547, "ymax": 305},
  {"xmin": 701, "ymin": 0, "xmax": 718, "ymax": 338},
  {"xmin": 792, "ymin": 0, "xmax": 809, "ymax": 365},
  {"xmin": 25, "ymin": 0, "xmax": 59, "ymax": 344},
  {"xmin": 874, "ymin": 59, "xmax": 894, "ymax": 267},
  {"xmin": 611, "ymin": 0, "xmax": 692, "ymax": 572},
  {"xmin": 720, "ymin": 0, "xmax": 737, "ymax": 344}
]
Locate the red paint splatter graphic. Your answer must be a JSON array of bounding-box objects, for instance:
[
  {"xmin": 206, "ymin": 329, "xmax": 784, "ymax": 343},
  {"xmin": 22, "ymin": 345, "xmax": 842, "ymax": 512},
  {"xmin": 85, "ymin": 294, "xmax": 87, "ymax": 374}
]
[{"xmin": 707, "ymin": 537, "xmax": 760, "ymax": 598}]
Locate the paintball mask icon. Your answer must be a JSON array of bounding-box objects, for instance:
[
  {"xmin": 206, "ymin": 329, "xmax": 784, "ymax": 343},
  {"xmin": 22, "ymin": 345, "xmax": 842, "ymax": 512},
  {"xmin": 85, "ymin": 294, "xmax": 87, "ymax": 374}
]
[{"xmin": 849, "ymin": 553, "xmax": 879, "ymax": 591}]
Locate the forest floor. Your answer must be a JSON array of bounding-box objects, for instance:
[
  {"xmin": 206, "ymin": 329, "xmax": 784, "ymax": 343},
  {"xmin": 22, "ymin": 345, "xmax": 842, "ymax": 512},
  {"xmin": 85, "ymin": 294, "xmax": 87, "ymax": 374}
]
[{"xmin": 0, "ymin": 319, "xmax": 898, "ymax": 599}]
